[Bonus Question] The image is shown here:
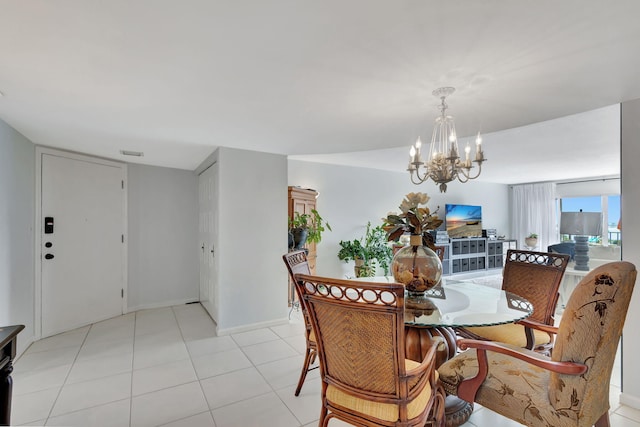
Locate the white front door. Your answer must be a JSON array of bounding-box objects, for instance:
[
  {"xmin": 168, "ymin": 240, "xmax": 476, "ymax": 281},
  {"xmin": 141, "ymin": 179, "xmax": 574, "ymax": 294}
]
[
  {"xmin": 198, "ymin": 163, "xmax": 218, "ymax": 321},
  {"xmin": 39, "ymin": 150, "xmax": 126, "ymax": 337}
]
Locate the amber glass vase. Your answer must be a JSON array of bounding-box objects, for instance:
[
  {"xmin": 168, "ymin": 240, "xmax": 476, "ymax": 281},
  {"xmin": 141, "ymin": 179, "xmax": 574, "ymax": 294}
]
[{"xmin": 391, "ymin": 235, "xmax": 442, "ymax": 294}]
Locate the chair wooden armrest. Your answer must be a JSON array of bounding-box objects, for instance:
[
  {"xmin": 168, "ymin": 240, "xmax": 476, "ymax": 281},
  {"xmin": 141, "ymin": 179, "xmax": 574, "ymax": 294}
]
[
  {"xmin": 404, "ymin": 339, "xmax": 437, "ymax": 378},
  {"xmin": 403, "ymin": 340, "xmax": 438, "ymax": 400},
  {"xmin": 456, "ymin": 338, "xmax": 587, "ymax": 403},
  {"xmin": 517, "ymin": 318, "xmax": 559, "ymax": 336},
  {"xmin": 517, "ymin": 318, "xmax": 559, "ymax": 350}
]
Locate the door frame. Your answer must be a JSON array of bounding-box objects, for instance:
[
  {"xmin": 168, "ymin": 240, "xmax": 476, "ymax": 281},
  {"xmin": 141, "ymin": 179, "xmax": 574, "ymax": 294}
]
[
  {"xmin": 34, "ymin": 146, "xmax": 128, "ymax": 339},
  {"xmin": 198, "ymin": 161, "xmax": 219, "ymax": 322}
]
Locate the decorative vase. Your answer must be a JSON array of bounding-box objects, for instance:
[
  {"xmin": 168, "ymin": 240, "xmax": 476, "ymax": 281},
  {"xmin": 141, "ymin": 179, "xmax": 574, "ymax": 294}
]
[
  {"xmin": 391, "ymin": 235, "xmax": 442, "ymax": 294},
  {"xmin": 354, "ymin": 258, "xmax": 373, "ymax": 278},
  {"xmin": 288, "ymin": 231, "xmax": 295, "ymax": 250},
  {"xmin": 292, "ymin": 228, "xmax": 308, "ymax": 249},
  {"xmin": 524, "ymin": 237, "xmax": 538, "ymax": 248}
]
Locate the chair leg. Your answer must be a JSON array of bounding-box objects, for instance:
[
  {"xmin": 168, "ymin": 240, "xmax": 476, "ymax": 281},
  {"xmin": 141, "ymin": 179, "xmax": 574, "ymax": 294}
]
[
  {"xmin": 595, "ymin": 411, "xmax": 610, "ymax": 427},
  {"xmin": 431, "ymin": 383, "xmax": 446, "ymax": 427},
  {"xmin": 295, "ymin": 347, "xmax": 313, "ymax": 396},
  {"xmin": 319, "ymin": 406, "xmax": 329, "ymax": 427}
]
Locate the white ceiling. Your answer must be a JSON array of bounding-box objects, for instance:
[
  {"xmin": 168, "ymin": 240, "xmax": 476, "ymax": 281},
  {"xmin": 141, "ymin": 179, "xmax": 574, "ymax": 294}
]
[{"xmin": 0, "ymin": 1, "xmax": 636, "ymax": 184}]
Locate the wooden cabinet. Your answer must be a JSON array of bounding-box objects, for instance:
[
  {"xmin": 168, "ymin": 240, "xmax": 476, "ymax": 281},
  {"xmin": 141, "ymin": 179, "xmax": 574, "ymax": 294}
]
[{"xmin": 288, "ymin": 186, "xmax": 317, "ymax": 305}]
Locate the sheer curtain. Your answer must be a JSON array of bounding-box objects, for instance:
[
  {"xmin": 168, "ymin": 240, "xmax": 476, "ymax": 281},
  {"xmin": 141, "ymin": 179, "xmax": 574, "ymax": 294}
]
[{"xmin": 511, "ymin": 183, "xmax": 557, "ymax": 251}]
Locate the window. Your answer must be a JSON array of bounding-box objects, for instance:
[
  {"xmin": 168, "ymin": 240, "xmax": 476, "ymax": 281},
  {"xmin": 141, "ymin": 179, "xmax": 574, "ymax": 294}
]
[{"xmin": 559, "ymin": 195, "xmax": 620, "ymax": 246}]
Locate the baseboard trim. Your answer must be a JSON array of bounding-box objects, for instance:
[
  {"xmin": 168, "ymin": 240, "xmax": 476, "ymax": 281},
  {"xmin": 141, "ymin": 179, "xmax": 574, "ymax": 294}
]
[
  {"xmin": 620, "ymin": 392, "xmax": 640, "ymax": 410},
  {"xmin": 15, "ymin": 336, "xmax": 35, "ymax": 361},
  {"xmin": 127, "ymin": 297, "xmax": 199, "ymax": 313},
  {"xmin": 216, "ymin": 317, "xmax": 289, "ymax": 336}
]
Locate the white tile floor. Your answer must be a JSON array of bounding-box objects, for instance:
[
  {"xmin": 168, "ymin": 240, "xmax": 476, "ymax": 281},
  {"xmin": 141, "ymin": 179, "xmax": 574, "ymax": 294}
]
[{"xmin": 10, "ymin": 302, "xmax": 640, "ymax": 427}]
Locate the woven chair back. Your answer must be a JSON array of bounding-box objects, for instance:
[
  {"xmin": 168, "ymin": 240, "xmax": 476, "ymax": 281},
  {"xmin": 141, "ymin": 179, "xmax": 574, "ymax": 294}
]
[
  {"xmin": 283, "ymin": 250, "xmax": 311, "ymax": 304},
  {"xmin": 502, "ymin": 250, "xmax": 570, "ymax": 325},
  {"xmin": 294, "ymin": 274, "xmax": 413, "ymax": 397}
]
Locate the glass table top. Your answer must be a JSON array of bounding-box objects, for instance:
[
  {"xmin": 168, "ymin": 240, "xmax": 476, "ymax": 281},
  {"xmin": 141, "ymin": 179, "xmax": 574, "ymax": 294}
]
[{"xmin": 356, "ymin": 276, "xmax": 533, "ymax": 328}]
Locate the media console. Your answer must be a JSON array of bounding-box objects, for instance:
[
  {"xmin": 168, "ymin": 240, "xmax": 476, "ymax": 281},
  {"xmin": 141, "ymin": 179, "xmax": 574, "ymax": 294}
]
[{"xmin": 438, "ymin": 238, "xmax": 517, "ymax": 275}]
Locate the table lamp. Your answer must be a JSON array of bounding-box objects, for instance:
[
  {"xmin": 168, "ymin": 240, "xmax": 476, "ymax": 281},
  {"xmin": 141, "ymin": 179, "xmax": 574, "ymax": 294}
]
[{"xmin": 560, "ymin": 210, "xmax": 603, "ymax": 271}]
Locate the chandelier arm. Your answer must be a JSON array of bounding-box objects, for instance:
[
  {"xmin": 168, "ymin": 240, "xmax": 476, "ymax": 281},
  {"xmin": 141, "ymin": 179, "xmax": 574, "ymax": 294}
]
[
  {"xmin": 456, "ymin": 163, "xmax": 483, "ymax": 183},
  {"xmin": 410, "ymin": 168, "xmax": 430, "ymax": 185}
]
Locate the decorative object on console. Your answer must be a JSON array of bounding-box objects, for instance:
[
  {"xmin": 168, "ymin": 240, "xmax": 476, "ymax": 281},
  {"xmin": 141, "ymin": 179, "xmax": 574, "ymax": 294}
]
[
  {"xmin": 385, "ymin": 192, "xmax": 444, "ymax": 294},
  {"xmin": 435, "ymin": 230, "xmax": 450, "ymax": 244},
  {"xmin": 560, "ymin": 210, "xmax": 603, "ymax": 271},
  {"xmin": 524, "ymin": 233, "xmax": 538, "ymax": 249},
  {"xmin": 407, "ymin": 87, "xmax": 486, "ymax": 193},
  {"xmin": 482, "ymin": 229, "xmax": 497, "ymax": 240}
]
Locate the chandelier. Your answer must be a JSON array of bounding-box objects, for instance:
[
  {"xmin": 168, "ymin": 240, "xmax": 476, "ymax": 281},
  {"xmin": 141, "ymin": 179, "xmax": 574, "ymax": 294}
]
[{"xmin": 407, "ymin": 87, "xmax": 486, "ymax": 193}]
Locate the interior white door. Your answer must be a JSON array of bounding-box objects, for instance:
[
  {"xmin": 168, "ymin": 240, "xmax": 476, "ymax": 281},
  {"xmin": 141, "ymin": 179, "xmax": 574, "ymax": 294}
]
[
  {"xmin": 41, "ymin": 152, "xmax": 125, "ymax": 337},
  {"xmin": 199, "ymin": 163, "xmax": 218, "ymax": 321}
]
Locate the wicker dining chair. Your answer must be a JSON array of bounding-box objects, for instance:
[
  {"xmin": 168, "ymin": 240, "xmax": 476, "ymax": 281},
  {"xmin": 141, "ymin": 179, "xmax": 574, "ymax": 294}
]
[
  {"xmin": 294, "ymin": 273, "xmax": 445, "ymax": 427},
  {"xmin": 457, "ymin": 249, "xmax": 570, "ymax": 351},
  {"xmin": 282, "ymin": 250, "xmax": 318, "ymax": 396},
  {"xmin": 438, "ymin": 261, "xmax": 636, "ymax": 427}
]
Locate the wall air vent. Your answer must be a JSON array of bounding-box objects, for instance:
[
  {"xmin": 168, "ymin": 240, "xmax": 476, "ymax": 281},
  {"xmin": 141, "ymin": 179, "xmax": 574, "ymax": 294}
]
[{"xmin": 120, "ymin": 150, "xmax": 144, "ymax": 157}]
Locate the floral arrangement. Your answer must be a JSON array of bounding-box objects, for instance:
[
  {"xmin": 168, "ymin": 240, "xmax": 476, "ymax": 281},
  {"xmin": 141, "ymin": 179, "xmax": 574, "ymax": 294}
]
[{"xmin": 384, "ymin": 192, "xmax": 443, "ymax": 250}]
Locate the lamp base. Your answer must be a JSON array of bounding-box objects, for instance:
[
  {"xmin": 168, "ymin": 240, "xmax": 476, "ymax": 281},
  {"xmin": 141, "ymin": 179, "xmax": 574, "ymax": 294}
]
[{"xmin": 573, "ymin": 236, "xmax": 590, "ymax": 271}]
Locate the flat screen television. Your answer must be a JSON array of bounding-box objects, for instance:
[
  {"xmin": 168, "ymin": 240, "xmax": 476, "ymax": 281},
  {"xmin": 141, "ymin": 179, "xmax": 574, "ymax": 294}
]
[{"xmin": 445, "ymin": 204, "xmax": 483, "ymax": 238}]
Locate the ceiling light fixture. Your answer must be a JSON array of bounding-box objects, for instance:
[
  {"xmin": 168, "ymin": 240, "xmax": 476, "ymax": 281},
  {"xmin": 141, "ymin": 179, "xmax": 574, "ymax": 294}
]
[
  {"xmin": 120, "ymin": 150, "xmax": 144, "ymax": 157},
  {"xmin": 407, "ymin": 87, "xmax": 486, "ymax": 193}
]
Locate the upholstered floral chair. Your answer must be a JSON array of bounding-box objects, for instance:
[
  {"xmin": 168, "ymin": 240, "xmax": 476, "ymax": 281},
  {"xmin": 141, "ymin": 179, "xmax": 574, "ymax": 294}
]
[{"xmin": 438, "ymin": 261, "xmax": 636, "ymax": 427}]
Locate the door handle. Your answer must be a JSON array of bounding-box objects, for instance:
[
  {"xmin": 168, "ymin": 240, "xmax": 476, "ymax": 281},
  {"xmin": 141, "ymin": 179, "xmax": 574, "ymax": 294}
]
[
  {"xmin": 44, "ymin": 253, "xmax": 54, "ymax": 260},
  {"xmin": 210, "ymin": 245, "xmax": 214, "ymax": 257}
]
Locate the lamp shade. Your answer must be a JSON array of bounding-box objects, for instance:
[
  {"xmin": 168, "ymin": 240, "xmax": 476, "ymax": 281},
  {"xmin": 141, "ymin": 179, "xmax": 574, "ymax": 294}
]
[{"xmin": 560, "ymin": 211, "xmax": 603, "ymax": 236}]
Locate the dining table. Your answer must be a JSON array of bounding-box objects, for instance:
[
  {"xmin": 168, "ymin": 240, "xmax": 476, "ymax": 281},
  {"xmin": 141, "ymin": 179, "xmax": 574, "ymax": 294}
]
[{"xmin": 357, "ymin": 276, "xmax": 533, "ymax": 427}]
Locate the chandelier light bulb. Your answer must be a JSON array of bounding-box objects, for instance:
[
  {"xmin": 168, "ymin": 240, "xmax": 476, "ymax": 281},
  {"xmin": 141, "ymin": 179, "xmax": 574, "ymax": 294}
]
[
  {"xmin": 476, "ymin": 132, "xmax": 482, "ymax": 145},
  {"xmin": 410, "ymin": 146, "xmax": 416, "ymax": 157}
]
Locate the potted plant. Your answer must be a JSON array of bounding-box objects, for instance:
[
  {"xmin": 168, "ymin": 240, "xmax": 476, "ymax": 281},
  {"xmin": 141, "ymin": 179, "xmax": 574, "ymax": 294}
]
[
  {"xmin": 525, "ymin": 233, "xmax": 538, "ymax": 248},
  {"xmin": 289, "ymin": 209, "xmax": 332, "ymax": 249},
  {"xmin": 383, "ymin": 192, "xmax": 443, "ymax": 250},
  {"xmin": 383, "ymin": 192, "xmax": 444, "ymax": 293},
  {"xmin": 337, "ymin": 222, "xmax": 393, "ymax": 277}
]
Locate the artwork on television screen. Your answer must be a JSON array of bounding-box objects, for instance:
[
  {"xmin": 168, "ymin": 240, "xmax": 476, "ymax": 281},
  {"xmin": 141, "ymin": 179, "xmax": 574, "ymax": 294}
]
[{"xmin": 445, "ymin": 204, "xmax": 483, "ymax": 238}]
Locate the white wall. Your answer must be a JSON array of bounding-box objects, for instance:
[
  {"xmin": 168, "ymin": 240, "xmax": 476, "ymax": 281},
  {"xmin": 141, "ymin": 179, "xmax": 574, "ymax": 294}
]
[
  {"xmin": 127, "ymin": 164, "xmax": 199, "ymax": 310},
  {"xmin": 0, "ymin": 119, "xmax": 35, "ymax": 354},
  {"xmin": 556, "ymin": 178, "xmax": 620, "ymax": 198},
  {"xmin": 288, "ymin": 160, "xmax": 510, "ymax": 279},
  {"xmin": 621, "ymin": 99, "xmax": 640, "ymax": 408},
  {"xmin": 214, "ymin": 147, "xmax": 289, "ymax": 334}
]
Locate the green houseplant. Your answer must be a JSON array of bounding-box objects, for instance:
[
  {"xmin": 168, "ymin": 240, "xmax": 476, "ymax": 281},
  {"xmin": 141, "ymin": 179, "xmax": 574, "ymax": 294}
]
[
  {"xmin": 289, "ymin": 209, "xmax": 332, "ymax": 249},
  {"xmin": 337, "ymin": 222, "xmax": 393, "ymax": 277}
]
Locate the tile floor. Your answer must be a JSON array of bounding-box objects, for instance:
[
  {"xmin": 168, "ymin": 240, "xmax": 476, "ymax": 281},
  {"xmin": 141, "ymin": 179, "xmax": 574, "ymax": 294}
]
[{"xmin": 10, "ymin": 302, "xmax": 640, "ymax": 426}]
